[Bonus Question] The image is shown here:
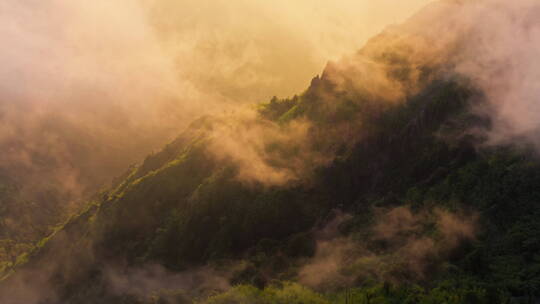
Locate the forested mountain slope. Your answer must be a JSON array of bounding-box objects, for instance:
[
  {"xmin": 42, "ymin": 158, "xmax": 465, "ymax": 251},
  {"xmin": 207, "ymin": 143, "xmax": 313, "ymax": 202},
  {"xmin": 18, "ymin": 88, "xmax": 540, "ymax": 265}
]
[{"xmin": 3, "ymin": 1, "xmax": 540, "ymax": 303}]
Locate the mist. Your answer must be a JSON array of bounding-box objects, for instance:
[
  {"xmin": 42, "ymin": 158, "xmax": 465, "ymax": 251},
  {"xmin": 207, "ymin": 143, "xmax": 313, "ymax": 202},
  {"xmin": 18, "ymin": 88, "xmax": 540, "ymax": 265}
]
[
  {"xmin": 7, "ymin": 0, "xmax": 540, "ymax": 222},
  {"xmin": 0, "ymin": 0, "xmax": 434, "ymax": 215},
  {"xmin": 4, "ymin": 1, "xmax": 540, "ymax": 302},
  {"xmin": 364, "ymin": 0, "xmax": 540, "ymax": 149},
  {"xmin": 2, "ymin": 0, "xmax": 539, "ymax": 259},
  {"xmin": 299, "ymin": 207, "xmax": 477, "ymax": 290}
]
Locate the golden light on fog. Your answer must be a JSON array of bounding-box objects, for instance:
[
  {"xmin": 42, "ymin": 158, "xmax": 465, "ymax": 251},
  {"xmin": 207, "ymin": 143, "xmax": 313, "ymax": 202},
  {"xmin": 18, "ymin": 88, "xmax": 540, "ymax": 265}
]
[
  {"xmin": 0, "ymin": 0, "xmax": 435, "ymax": 204},
  {"xmin": 145, "ymin": 0, "xmax": 435, "ymax": 102}
]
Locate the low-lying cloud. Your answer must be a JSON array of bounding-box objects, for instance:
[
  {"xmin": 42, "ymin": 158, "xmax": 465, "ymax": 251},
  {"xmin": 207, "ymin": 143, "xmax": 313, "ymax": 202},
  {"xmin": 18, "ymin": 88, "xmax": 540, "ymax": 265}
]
[
  {"xmin": 0, "ymin": 0, "xmax": 434, "ymax": 227},
  {"xmin": 105, "ymin": 263, "xmax": 231, "ymax": 301},
  {"xmin": 371, "ymin": 0, "xmax": 540, "ymax": 150},
  {"xmin": 299, "ymin": 207, "xmax": 478, "ymax": 290}
]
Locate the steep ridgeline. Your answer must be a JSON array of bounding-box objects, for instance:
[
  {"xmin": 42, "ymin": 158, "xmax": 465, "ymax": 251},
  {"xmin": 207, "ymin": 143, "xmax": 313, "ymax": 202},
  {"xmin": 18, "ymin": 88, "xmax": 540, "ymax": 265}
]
[{"xmin": 4, "ymin": 2, "xmax": 540, "ymax": 304}]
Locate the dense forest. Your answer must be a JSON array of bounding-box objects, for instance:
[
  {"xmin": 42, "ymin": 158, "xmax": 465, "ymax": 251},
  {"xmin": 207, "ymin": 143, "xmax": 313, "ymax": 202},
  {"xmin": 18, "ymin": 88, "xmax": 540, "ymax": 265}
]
[{"xmin": 2, "ymin": 0, "xmax": 540, "ymax": 303}]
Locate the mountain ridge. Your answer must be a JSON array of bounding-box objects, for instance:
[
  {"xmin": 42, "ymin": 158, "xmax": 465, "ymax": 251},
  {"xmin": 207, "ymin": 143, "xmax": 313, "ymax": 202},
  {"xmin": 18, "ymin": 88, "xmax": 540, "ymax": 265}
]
[{"xmin": 4, "ymin": 1, "xmax": 540, "ymax": 303}]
